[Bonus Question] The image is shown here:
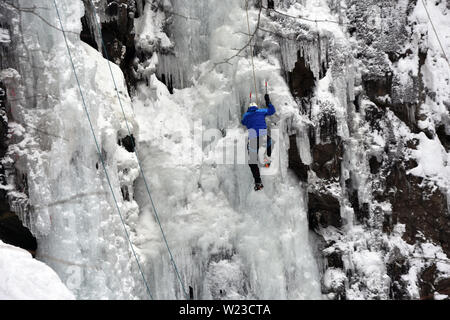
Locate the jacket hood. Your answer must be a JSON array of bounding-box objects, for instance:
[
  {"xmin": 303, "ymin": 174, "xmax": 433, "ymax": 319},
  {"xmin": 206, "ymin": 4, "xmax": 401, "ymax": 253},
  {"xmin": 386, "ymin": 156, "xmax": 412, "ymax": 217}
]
[{"xmin": 247, "ymin": 106, "xmax": 258, "ymax": 112}]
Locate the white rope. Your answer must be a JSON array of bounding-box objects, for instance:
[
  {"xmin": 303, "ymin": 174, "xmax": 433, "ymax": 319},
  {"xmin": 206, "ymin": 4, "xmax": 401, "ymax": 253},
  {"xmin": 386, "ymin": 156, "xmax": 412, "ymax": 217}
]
[{"xmin": 420, "ymin": 0, "xmax": 450, "ymax": 69}]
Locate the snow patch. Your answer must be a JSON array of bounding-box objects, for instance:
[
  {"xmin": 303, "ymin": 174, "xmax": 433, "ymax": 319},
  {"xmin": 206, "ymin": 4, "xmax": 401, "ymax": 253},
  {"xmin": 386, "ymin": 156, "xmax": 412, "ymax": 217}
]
[{"xmin": 0, "ymin": 241, "xmax": 75, "ymax": 300}]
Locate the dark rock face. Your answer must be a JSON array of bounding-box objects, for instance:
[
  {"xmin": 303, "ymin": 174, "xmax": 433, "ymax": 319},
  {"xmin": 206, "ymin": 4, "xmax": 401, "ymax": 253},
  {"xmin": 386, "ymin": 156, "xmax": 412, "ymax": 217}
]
[
  {"xmin": 308, "ymin": 192, "xmax": 341, "ymax": 230},
  {"xmin": 0, "ymin": 82, "xmax": 10, "ymax": 214},
  {"xmin": 372, "ymin": 153, "xmax": 449, "ymax": 298},
  {"xmin": 355, "ymin": 0, "xmax": 449, "ymax": 251},
  {"xmin": 289, "ymin": 55, "xmax": 315, "ymax": 99},
  {"xmin": 288, "ymin": 55, "xmax": 316, "ymax": 114},
  {"xmin": 0, "ymin": 82, "xmax": 37, "ymax": 254},
  {"xmin": 282, "ymin": 0, "xmax": 450, "ymax": 299},
  {"xmin": 362, "ymin": 73, "xmax": 393, "ymax": 102},
  {"xmin": 349, "ymin": 0, "xmax": 427, "ymax": 134},
  {"xmin": 347, "ymin": 179, "xmax": 369, "ymax": 224},
  {"xmin": 121, "ymin": 185, "xmax": 130, "ymax": 201},
  {"xmin": 364, "ymin": 103, "xmax": 384, "ymax": 131},
  {"xmin": 381, "ymin": 162, "xmax": 450, "ymax": 256},
  {"xmin": 0, "ymin": 83, "xmax": 8, "ymax": 160},
  {"xmin": 419, "ymin": 264, "xmax": 438, "ymax": 299},
  {"xmin": 288, "ymin": 134, "xmax": 308, "ymax": 182},
  {"xmin": 436, "ymin": 124, "xmax": 450, "ymax": 152},
  {"xmin": 436, "ymin": 278, "xmax": 450, "ymax": 297},
  {"xmin": 326, "ymin": 250, "xmax": 344, "ymax": 269},
  {"xmin": 418, "ymin": 263, "xmax": 450, "ymax": 300},
  {"xmin": 118, "ymin": 134, "xmax": 136, "ymax": 153},
  {"xmin": 0, "ymin": 212, "xmax": 37, "ymax": 254},
  {"xmin": 309, "ymin": 111, "xmax": 342, "ymax": 179},
  {"xmin": 310, "ymin": 141, "xmax": 342, "ymax": 180},
  {"xmin": 159, "ymin": 73, "xmax": 174, "ymax": 94},
  {"xmin": 307, "ymin": 110, "xmax": 343, "ymax": 233},
  {"xmin": 286, "ymin": 51, "xmax": 345, "ymax": 297},
  {"xmin": 344, "ymin": 0, "xmax": 450, "ymax": 299},
  {"xmin": 318, "ymin": 112, "xmax": 337, "ymax": 143},
  {"xmin": 81, "ymin": 0, "xmax": 138, "ymax": 92},
  {"xmin": 101, "ymin": 17, "xmax": 135, "ymax": 66},
  {"xmin": 361, "ymin": 110, "xmax": 450, "ymax": 298},
  {"xmin": 363, "ymin": 73, "xmax": 421, "ymax": 133},
  {"xmin": 386, "ymin": 248, "xmax": 410, "ymax": 300},
  {"xmin": 369, "ymin": 156, "xmax": 382, "ymax": 174},
  {"xmin": 80, "ymin": 14, "xmax": 98, "ymax": 50}
]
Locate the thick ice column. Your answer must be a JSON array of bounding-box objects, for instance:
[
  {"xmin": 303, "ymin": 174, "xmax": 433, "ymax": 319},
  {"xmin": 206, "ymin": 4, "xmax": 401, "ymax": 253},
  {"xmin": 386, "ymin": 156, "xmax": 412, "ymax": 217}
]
[{"xmin": 2, "ymin": 0, "xmax": 143, "ymax": 299}]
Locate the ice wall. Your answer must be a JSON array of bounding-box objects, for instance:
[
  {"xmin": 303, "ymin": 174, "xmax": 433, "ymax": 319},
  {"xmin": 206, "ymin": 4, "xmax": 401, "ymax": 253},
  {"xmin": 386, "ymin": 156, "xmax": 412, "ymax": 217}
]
[
  {"xmin": 132, "ymin": 0, "xmax": 323, "ymax": 299},
  {"xmin": 1, "ymin": 0, "xmax": 143, "ymax": 299}
]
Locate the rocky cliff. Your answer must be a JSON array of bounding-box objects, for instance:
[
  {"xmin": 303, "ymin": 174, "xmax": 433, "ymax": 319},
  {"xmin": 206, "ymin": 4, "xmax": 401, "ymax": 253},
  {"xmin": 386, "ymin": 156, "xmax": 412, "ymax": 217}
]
[{"xmin": 0, "ymin": 0, "xmax": 448, "ymax": 300}]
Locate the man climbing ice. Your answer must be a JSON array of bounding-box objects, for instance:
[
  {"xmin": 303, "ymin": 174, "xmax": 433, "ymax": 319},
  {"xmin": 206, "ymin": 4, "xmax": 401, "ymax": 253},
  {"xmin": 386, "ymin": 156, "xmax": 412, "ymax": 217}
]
[{"xmin": 241, "ymin": 93, "xmax": 276, "ymax": 191}]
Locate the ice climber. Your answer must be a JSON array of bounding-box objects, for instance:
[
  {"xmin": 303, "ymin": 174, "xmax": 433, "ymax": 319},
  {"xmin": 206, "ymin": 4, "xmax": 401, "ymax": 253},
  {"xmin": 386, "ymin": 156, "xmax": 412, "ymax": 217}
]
[{"xmin": 241, "ymin": 93, "xmax": 276, "ymax": 191}]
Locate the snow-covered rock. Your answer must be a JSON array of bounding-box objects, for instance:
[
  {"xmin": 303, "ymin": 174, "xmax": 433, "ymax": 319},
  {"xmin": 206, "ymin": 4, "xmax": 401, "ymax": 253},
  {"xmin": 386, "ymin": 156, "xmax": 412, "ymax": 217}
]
[{"xmin": 0, "ymin": 241, "xmax": 74, "ymax": 300}]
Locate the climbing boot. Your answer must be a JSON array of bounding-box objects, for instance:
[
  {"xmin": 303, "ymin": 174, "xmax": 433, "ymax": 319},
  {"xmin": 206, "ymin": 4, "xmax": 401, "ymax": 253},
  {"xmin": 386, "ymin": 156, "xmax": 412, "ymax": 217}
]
[{"xmin": 254, "ymin": 183, "xmax": 264, "ymax": 191}]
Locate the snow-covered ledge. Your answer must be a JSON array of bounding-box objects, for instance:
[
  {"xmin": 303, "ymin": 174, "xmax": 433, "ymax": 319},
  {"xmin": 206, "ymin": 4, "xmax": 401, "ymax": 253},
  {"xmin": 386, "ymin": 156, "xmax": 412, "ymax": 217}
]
[{"xmin": 0, "ymin": 241, "xmax": 75, "ymax": 300}]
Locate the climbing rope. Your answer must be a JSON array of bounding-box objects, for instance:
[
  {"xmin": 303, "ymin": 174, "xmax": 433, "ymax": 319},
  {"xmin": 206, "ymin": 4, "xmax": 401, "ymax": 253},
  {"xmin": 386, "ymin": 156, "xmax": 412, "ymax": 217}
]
[
  {"xmin": 52, "ymin": 0, "xmax": 154, "ymax": 300},
  {"xmin": 86, "ymin": 0, "xmax": 189, "ymax": 300},
  {"xmin": 245, "ymin": 0, "xmax": 259, "ymax": 105},
  {"xmin": 420, "ymin": 0, "xmax": 450, "ymax": 69}
]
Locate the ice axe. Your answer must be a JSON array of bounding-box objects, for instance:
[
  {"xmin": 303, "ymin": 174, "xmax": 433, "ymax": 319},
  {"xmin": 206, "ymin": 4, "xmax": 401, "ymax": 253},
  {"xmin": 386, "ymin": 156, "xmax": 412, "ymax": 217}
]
[{"xmin": 250, "ymin": 91, "xmax": 256, "ymax": 108}]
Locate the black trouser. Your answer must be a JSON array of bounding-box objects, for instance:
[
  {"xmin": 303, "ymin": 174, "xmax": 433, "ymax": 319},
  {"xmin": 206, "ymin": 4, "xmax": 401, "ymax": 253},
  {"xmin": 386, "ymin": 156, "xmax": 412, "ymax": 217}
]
[{"xmin": 248, "ymin": 135, "xmax": 272, "ymax": 184}]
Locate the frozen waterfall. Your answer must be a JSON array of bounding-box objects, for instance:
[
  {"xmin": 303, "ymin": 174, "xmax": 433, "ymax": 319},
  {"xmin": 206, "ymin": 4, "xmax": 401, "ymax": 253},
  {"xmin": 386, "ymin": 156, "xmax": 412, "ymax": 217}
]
[{"xmin": 132, "ymin": 0, "xmax": 323, "ymax": 299}]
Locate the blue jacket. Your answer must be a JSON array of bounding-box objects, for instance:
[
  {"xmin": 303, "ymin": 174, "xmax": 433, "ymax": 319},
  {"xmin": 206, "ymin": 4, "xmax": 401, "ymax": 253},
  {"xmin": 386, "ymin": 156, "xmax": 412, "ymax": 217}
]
[{"xmin": 241, "ymin": 103, "xmax": 276, "ymax": 138}]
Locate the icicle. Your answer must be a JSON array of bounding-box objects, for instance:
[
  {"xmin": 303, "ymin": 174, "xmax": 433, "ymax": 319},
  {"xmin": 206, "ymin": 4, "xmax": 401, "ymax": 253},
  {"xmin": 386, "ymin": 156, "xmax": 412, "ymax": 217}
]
[
  {"xmin": 280, "ymin": 36, "xmax": 330, "ymax": 80},
  {"xmin": 8, "ymin": 194, "xmax": 35, "ymax": 236},
  {"xmin": 297, "ymin": 123, "xmax": 313, "ymax": 165},
  {"xmin": 156, "ymin": 54, "xmax": 185, "ymax": 90}
]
